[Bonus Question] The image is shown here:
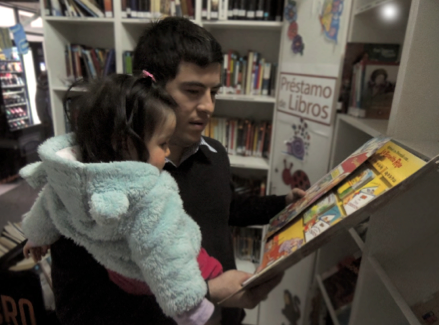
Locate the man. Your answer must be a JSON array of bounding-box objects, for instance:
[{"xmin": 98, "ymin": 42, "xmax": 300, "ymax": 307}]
[
  {"xmin": 133, "ymin": 17, "xmax": 304, "ymax": 323},
  {"xmin": 50, "ymin": 17, "xmax": 304, "ymax": 325}
]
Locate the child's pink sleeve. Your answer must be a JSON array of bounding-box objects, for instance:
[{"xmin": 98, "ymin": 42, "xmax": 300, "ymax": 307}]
[{"xmin": 173, "ymin": 298, "xmax": 215, "ymax": 325}]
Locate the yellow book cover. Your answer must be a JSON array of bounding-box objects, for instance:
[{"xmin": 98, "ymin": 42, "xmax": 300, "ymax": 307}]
[
  {"xmin": 260, "ymin": 218, "xmax": 304, "ymax": 270},
  {"xmin": 337, "ymin": 167, "xmax": 376, "ymax": 200},
  {"xmin": 369, "ymin": 141, "xmax": 426, "ymax": 187},
  {"xmin": 343, "ymin": 177, "xmax": 389, "ymax": 215}
]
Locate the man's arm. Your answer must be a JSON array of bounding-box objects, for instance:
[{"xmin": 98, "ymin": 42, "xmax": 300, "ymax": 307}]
[
  {"xmin": 50, "ymin": 237, "xmax": 176, "ymax": 325},
  {"xmin": 229, "ymin": 186, "xmax": 306, "ymax": 227}
]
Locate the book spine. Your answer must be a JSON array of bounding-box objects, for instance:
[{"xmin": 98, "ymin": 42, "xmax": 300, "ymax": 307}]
[
  {"xmin": 210, "ymin": 0, "xmax": 219, "ymax": 19},
  {"xmin": 44, "ymin": 0, "xmax": 52, "ymax": 15},
  {"xmin": 121, "ymin": 0, "xmax": 127, "ymax": 17},
  {"xmin": 50, "ymin": 0, "xmax": 62, "ymax": 16},
  {"xmin": 262, "ymin": 62, "xmax": 271, "ymax": 96},
  {"xmin": 227, "ymin": 0, "xmax": 234, "ymax": 19},
  {"xmin": 130, "ymin": 0, "xmax": 138, "ymax": 17},
  {"xmin": 219, "ymin": 0, "xmax": 227, "ymax": 20},
  {"xmin": 255, "ymin": 0, "xmax": 263, "ymax": 19},
  {"xmin": 246, "ymin": 0, "xmax": 256, "ymax": 20},
  {"xmin": 186, "ymin": 0, "xmax": 194, "ymax": 18},
  {"xmin": 238, "ymin": 0, "xmax": 246, "ymax": 19},
  {"xmin": 104, "ymin": 0, "xmax": 113, "ymax": 17},
  {"xmin": 202, "ymin": 0, "xmax": 208, "ymax": 19}
]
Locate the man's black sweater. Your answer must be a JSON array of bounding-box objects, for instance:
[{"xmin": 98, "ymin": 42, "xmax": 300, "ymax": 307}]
[{"xmin": 50, "ymin": 137, "xmax": 286, "ymax": 325}]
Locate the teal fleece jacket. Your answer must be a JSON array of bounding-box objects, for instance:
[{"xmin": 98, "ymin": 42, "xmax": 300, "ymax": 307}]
[{"xmin": 20, "ymin": 134, "xmax": 207, "ymax": 317}]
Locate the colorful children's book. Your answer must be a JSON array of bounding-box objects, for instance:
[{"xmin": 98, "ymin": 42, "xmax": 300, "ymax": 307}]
[
  {"xmin": 260, "ymin": 218, "xmax": 304, "ymax": 270},
  {"xmin": 266, "ymin": 136, "xmax": 391, "ymax": 239},
  {"xmin": 303, "ymin": 193, "xmax": 337, "ymax": 225},
  {"xmin": 342, "ymin": 177, "xmax": 389, "ymax": 215},
  {"xmin": 304, "ymin": 203, "xmax": 345, "ymax": 243},
  {"xmin": 218, "ymin": 137, "xmax": 434, "ymax": 305},
  {"xmin": 369, "ymin": 141, "xmax": 426, "ymax": 186},
  {"xmin": 337, "ymin": 167, "xmax": 375, "ymax": 200}
]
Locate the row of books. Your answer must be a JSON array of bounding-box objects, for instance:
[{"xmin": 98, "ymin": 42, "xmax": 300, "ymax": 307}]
[
  {"xmin": 202, "ymin": 118, "xmax": 272, "ymax": 158},
  {"xmin": 64, "ymin": 44, "xmax": 116, "ymax": 82},
  {"xmin": 43, "ymin": 0, "xmax": 113, "ymax": 17},
  {"xmin": 232, "ymin": 227, "xmax": 262, "ymax": 263},
  {"xmin": 121, "ymin": 0, "xmax": 195, "ymax": 18},
  {"xmin": 232, "ymin": 174, "xmax": 266, "ymax": 197},
  {"xmin": 321, "ymin": 254, "xmax": 362, "ymax": 324},
  {"xmin": 202, "ymin": 0, "xmax": 283, "ymax": 21},
  {"xmin": 0, "ymin": 222, "xmax": 26, "ymax": 259},
  {"xmin": 338, "ymin": 43, "xmax": 400, "ymax": 119},
  {"xmin": 220, "ymin": 50, "xmax": 277, "ymax": 97}
]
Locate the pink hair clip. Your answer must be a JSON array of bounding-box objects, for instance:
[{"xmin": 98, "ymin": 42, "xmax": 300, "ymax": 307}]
[{"xmin": 142, "ymin": 70, "xmax": 156, "ymax": 82}]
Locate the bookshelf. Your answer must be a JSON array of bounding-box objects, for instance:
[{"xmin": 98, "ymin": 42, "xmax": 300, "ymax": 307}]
[{"xmin": 307, "ymin": 0, "xmax": 439, "ymax": 324}]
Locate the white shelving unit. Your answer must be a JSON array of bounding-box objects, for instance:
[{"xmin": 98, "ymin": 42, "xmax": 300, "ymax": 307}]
[{"xmin": 311, "ymin": 0, "xmax": 439, "ymax": 324}]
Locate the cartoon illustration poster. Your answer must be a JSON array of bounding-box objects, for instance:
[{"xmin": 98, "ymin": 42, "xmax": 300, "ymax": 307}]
[{"xmin": 319, "ymin": 0, "xmax": 344, "ymax": 44}]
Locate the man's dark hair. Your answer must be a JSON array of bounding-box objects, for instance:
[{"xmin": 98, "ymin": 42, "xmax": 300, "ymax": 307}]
[
  {"xmin": 133, "ymin": 17, "xmax": 223, "ymax": 85},
  {"xmin": 64, "ymin": 75, "xmax": 177, "ymax": 163}
]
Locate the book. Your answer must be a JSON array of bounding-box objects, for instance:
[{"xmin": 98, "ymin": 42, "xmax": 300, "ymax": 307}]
[
  {"xmin": 104, "ymin": 0, "xmax": 113, "ymax": 16},
  {"xmin": 260, "ymin": 218, "xmax": 304, "ymax": 270},
  {"xmin": 337, "ymin": 167, "xmax": 375, "ymax": 200},
  {"xmin": 322, "ymin": 255, "xmax": 362, "ymax": 311},
  {"xmin": 411, "ymin": 291, "xmax": 439, "ymax": 325},
  {"xmin": 369, "ymin": 140, "xmax": 426, "ymax": 186},
  {"xmin": 219, "ymin": 138, "xmax": 432, "ymax": 303}
]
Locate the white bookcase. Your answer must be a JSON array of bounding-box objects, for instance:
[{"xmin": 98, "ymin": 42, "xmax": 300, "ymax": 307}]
[{"xmin": 304, "ymin": 0, "xmax": 439, "ymax": 324}]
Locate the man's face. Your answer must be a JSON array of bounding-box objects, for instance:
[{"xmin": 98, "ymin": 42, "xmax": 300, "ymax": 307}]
[{"xmin": 165, "ymin": 61, "xmax": 222, "ymax": 148}]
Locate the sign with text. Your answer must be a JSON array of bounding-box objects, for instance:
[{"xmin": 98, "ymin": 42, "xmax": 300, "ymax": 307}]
[{"xmin": 277, "ymin": 72, "xmax": 337, "ymax": 126}]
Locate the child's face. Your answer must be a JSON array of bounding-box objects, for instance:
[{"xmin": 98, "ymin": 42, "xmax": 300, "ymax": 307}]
[{"xmin": 147, "ymin": 113, "xmax": 176, "ymax": 170}]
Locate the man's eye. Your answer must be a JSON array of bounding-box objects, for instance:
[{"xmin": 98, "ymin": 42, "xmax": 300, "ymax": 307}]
[{"xmin": 186, "ymin": 89, "xmax": 199, "ymax": 95}]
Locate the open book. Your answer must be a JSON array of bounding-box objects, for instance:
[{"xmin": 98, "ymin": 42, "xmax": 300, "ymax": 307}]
[{"xmin": 220, "ymin": 137, "xmax": 437, "ymax": 304}]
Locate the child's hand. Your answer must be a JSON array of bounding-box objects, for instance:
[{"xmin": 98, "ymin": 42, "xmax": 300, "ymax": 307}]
[{"xmin": 23, "ymin": 241, "xmax": 50, "ymax": 263}]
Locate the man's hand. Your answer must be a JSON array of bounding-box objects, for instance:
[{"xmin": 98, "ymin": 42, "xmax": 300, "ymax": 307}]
[
  {"xmin": 23, "ymin": 241, "xmax": 50, "ymax": 263},
  {"xmin": 285, "ymin": 188, "xmax": 306, "ymax": 206},
  {"xmin": 208, "ymin": 270, "xmax": 284, "ymax": 309}
]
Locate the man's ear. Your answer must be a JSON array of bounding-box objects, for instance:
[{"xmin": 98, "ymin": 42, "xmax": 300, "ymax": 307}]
[{"xmin": 89, "ymin": 191, "xmax": 129, "ymax": 225}]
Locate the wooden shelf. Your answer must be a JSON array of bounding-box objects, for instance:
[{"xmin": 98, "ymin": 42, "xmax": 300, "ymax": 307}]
[
  {"xmin": 216, "ymin": 94, "xmax": 275, "ymax": 103},
  {"xmin": 52, "ymin": 85, "xmax": 86, "ymax": 92},
  {"xmin": 338, "ymin": 114, "xmax": 389, "ymax": 137},
  {"xmin": 5, "ymin": 102, "xmax": 27, "ymax": 108},
  {"xmin": 45, "ymin": 17, "xmax": 114, "ymax": 23},
  {"xmin": 228, "ymin": 155, "xmax": 269, "ymax": 170},
  {"xmin": 202, "ymin": 20, "xmax": 283, "ymax": 30},
  {"xmin": 1, "ymin": 85, "xmax": 25, "ymax": 89},
  {"xmin": 121, "ymin": 18, "xmax": 153, "ymax": 24}
]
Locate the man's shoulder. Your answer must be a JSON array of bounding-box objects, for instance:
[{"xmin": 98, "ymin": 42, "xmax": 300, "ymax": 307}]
[{"xmin": 202, "ymin": 136, "xmax": 227, "ymax": 155}]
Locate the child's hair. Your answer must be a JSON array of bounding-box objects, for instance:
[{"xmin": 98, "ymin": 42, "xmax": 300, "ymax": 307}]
[
  {"xmin": 133, "ymin": 17, "xmax": 223, "ymax": 85},
  {"xmin": 64, "ymin": 74, "xmax": 177, "ymax": 163}
]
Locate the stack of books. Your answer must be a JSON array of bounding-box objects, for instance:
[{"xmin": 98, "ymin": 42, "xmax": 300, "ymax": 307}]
[
  {"xmin": 121, "ymin": 0, "xmax": 195, "ymax": 19},
  {"xmin": 220, "ymin": 50, "xmax": 277, "ymax": 97},
  {"xmin": 64, "ymin": 44, "xmax": 115, "ymax": 82},
  {"xmin": 202, "ymin": 118, "xmax": 272, "ymax": 158},
  {"xmin": 43, "ymin": 0, "xmax": 113, "ymax": 17},
  {"xmin": 202, "ymin": 0, "xmax": 284, "ymax": 21}
]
